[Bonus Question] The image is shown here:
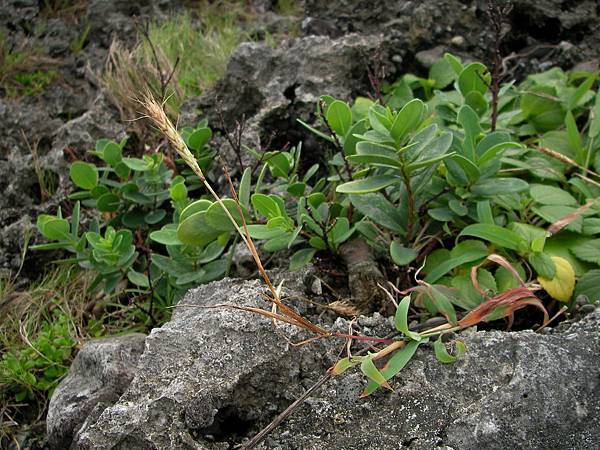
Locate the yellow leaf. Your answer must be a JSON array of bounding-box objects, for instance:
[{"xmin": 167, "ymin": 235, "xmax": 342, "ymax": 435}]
[{"xmin": 538, "ymin": 256, "xmax": 575, "ymax": 302}]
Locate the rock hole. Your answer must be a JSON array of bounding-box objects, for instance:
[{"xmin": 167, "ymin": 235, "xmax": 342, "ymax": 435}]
[
  {"xmin": 198, "ymin": 406, "xmax": 254, "ymax": 446},
  {"xmin": 510, "ymin": 8, "xmax": 562, "ymax": 43},
  {"xmin": 283, "ymin": 83, "xmax": 298, "ymax": 102},
  {"xmin": 522, "ymin": 392, "xmax": 529, "ymax": 399}
]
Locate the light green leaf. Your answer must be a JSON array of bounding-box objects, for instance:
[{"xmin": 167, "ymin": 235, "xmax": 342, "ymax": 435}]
[
  {"xmin": 349, "ymin": 193, "xmax": 405, "ymax": 234},
  {"xmin": 205, "ymin": 199, "xmax": 249, "ymax": 232},
  {"xmin": 69, "ymin": 162, "xmax": 98, "ymax": 190},
  {"xmin": 180, "ymin": 199, "xmax": 212, "ymax": 223},
  {"xmin": 239, "ymin": 167, "xmax": 252, "ymax": 208},
  {"xmin": 360, "ymin": 357, "xmax": 388, "ymax": 388},
  {"xmin": 362, "ymin": 339, "xmax": 423, "ymax": 396},
  {"xmin": 326, "ymin": 100, "xmax": 353, "ymax": 136},
  {"xmin": 434, "ymin": 337, "xmax": 465, "ymax": 364},
  {"xmin": 394, "ymin": 296, "xmax": 422, "ymax": 341},
  {"xmin": 390, "ymin": 99, "xmax": 424, "ymax": 144},
  {"xmin": 127, "ymin": 270, "xmax": 149, "ymax": 288},
  {"xmin": 458, "ymin": 62, "xmax": 490, "ymax": 97},
  {"xmin": 176, "ymin": 211, "xmax": 220, "ymax": 247}
]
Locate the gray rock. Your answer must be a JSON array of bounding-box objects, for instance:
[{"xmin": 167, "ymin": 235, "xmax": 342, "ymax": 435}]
[
  {"xmin": 56, "ymin": 278, "xmax": 600, "ymax": 450},
  {"xmin": 46, "ymin": 333, "xmax": 147, "ymax": 450},
  {"xmin": 187, "ymin": 33, "xmax": 392, "ymax": 174},
  {"xmin": 73, "ymin": 278, "xmax": 329, "ymax": 450}
]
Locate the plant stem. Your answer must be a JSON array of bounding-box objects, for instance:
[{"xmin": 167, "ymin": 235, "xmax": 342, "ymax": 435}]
[{"xmin": 400, "ymin": 168, "xmax": 415, "ymax": 241}]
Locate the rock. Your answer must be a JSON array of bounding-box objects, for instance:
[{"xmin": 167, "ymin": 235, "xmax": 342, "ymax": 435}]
[
  {"xmin": 51, "ymin": 277, "xmax": 600, "ymax": 450},
  {"xmin": 72, "ymin": 278, "xmax": 330, "ymax": 450},
  {"xmin": 415, "ymin": 45, "xmax": 446, "ymax": 69},
  {"xmin": 190, "ymin": 33, "xmax": 392, "ymax": 172},
  {"xmin": 46, "ymin": 333, "xmax": 146, "ymax": 450}
]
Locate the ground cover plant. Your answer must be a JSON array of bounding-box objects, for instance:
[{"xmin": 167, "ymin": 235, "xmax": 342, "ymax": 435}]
[{"xmin": 31, "ymin": 52, "xmax": 600, "ymax": 408}]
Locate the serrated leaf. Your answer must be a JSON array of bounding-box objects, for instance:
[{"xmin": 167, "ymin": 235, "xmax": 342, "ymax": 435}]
[
  {"xmin": 530, "ymin": 184, "xmax": 577, "ymax": 206},
  {"xmin": 528, "ymin": 252, "xmax": 556, "ymax": 279},
  {"xmin": 574, "ymin": 269, "xmax": 600, "ymax": 303},
  {"xmin": 570, "ymin": 239, "xmax": 600, "ymax": 264}
]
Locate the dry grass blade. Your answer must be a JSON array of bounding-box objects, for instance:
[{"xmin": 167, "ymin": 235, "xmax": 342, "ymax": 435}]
[
  {"xmin": 536, "ymin": 146, "xmax": 600, "ymax": 179},
  {"xmin": 142, "ymin": 95, "xmax": 330, "ymax": 337},
  {"xmin": 547, "ymin": 199, "xmax": 597, "ymax": 235}
]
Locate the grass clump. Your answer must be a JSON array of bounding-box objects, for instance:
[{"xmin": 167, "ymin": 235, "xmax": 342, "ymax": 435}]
[
  {"xmin": 0, "ymin": 35, "xmax": 56, "ymax": 97},
  {"xmin": 103, "ymin": 4, "xmax": 252, "ymax": 129}
]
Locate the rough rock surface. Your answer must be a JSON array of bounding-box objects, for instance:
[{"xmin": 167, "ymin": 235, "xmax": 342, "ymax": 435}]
[
  {"xmin": 46, "ymin": 333, "xmax": 147, "ymax": 450},
  {"xmin": 49, "ymin": 277, "xmax": 600, "ymax": 450}
]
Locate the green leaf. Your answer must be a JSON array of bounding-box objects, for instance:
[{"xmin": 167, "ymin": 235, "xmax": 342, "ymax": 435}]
[
  {"xmin": 570, "ymin": 239, "xmax": 600, "ymax": 264},
  {"xmin": 458, "ymin": 62, "xmax": 490, "ymax": 97},
  {"xmin": 394, "ymin": 296, "xmax": 422, "ymax": 341},
  {"xmin": 530, "ymin": 184, "xmax": 577, "ymax": 206},
  {"xmin": 349, "ymin": 193, "xmax": 405, "ymax": 234},
  {"xmin": 348, "ymin": 141, "xmax": 402, "ymax": 168},
  {"xmin": 127, "ymin": 270, "xmax": 149, "ymax": 288},
  {"xmin": 574, "ymin": 269, "xmax": 600, "ymax": 303},
  {"xmin": 145, "ymin": 209, "xmax": 166, "ymax": 225},
  {"xmin": 532, "ymin": 205, "xmax": 583, "ymax": 233},
  {"xmin": 390, "ymin": 99, "xmax": 424, "ymax": 144},
  {"xmin": 176, "ymin": 211, "xmax": 220, "ymax": 247},
  {"xmin": 342, "ymin": 119, "xmax": 368, "ymax": 156},
  {"xmin": 470, "ymin": 178, "xmax": 529, "ymax": 197},
  {"xmin": 565, "ymin": 110, "xmax": 583, "ymax": 157},
  {"xmin": 426, "ymin": 285, "xmax": 458, "ymax": 324},
  {"xmin": 37, "ymin": 215, "xmax": 70, "ymax": 240},
  {"xmin": 326, "ymin": 100, "xmax": 353, "ymax": 136},
  {"xmin": 520, "ymin": 85, "xmax": 565, "ymax": 132},
  {"xmin": 457, "ymin": 105, "xmax": 482, "ymax": 160},
  {"xmin": 121, "ymin": 157, "xmax": 149, "ymax": 171},
  {"xmin": 289, "ymin": 248, "xmax": 317, "ymax": 271},
  {"xmin": 362, "ymin": 339, "xmax": 423, "ymax": 396},
  {"xmin": 444, "ymin": 53, "xmax": 463, "ymax": 75},
  {"xmin": 459, "ymin": 224, "xmax": 528, "ymax": 252},
  {"xmin": 170, "ymin": 183, "xmax": 187, "ymax": 202},
  {"xmin": 429, "ymin": 57, "xmax": 455, "ymax": 89},
  {"xmin": 390, "ymin": 241, "xmax": 417, "ymax": 265},
  {"xmin": 69, "ymin": 162, "xmax": 98, "ymax": 190},
  {"xmin": 589, "ymin": 90, "xmax": 600, "ymax": 138},
  {"xmin": 360, "ymin": 357, "xmax": 388, "ymax": 388},
  {"xmin": 424, "ymin": 240, "xmax": 489, "ymax": 283},
  {"xmin": 252, "ymin": 193, "xmax": 282, "ymax": 219},
  {"xmin": 102, "ymin": 142, "xmax": 122, "ymax": 166},
  {"xmin": 464, "ymin": 91, "xmax": 488, "ymax": 117},
  {"xmin": 96, "ymin": 193, "xmax": 120, "ymax": 213},
  {"xmin": 477, "ymin": 141, "xmax": 520, "ymax": 167},
  {"xmin": 149, "ymin": 227, "xmax": 181, "ymax": 246},
  {"xmin": 205, "ymin": 199, "xmax": 249, "ymax": 232},
  {"xmin": 336, "ymin": 175, "xmax": 399, "ymax": 194},
  {"xmin": 476, "ymin": 200, "xmax": 494, "ymax": 225},
  {"xmin": 567, "ymin": 73, "xmax": 596, "ymax": 111},
  {"xmin": 180, "ymin": 199, "xmax": 212, "ymax": 223},
  {"xmin": 528, "ymin": 252, "xmax": 556, "ymax": 279},
  {"xmin": 187, "ymin": 127, "xmax": 212, "ymax": 151},
  {"xmin": 434, "ymin": 338, "xmax": 465, "ymax": 364},
  {"xmin": 238, "ymin": 167, "xmax": 252, "ymax": 208}
]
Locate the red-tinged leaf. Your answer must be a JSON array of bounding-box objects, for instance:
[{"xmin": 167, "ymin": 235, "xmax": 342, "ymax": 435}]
[
  {"xmin": 547, "ymin": 199, "xmax": 596, "ymax": 236},
  {"xmin": 331, "ymin": 357, "xmax": 360, "ymax": 375},
  {"xmin": 458, "ymin": 287, "xmax": 548, "ymax": 328}
]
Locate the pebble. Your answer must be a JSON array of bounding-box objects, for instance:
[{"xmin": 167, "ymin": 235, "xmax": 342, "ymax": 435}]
[
  {"xmin": 450, "ymin": 35, "xmax": 465, "ymax": 47},
  {"xmin": 581, "ymin": 304, "xmax": 597, "ymax": 315}
]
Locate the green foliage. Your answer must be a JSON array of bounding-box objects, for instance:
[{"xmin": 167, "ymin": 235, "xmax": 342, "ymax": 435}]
[
  {"xmin": 34, "ymin": 53, "xmax": 600, "ymax": 396},
  {"xmin": 0, "ymin": 310, "xmax": 75, "ymax": 402},
  {"xmin": 33, "ymin": 121, "xmax": 225, "ymax": 320}
]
